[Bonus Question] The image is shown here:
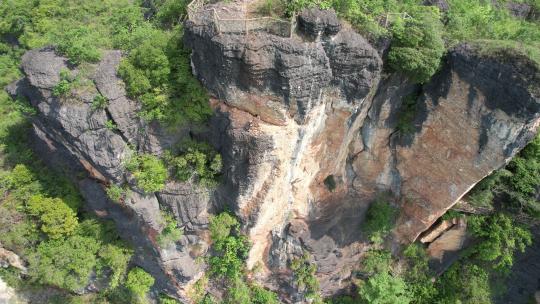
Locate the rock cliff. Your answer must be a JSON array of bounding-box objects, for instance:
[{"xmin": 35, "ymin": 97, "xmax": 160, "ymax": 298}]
[{"xmin": 7, "ymin": 3, "xmax": 540, "ymax": 302}]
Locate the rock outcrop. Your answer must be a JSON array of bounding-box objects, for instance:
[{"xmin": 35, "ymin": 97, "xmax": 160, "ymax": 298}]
[{"xmin": 6, "ymin": 1, "xmax": 540, "ymax": 302}]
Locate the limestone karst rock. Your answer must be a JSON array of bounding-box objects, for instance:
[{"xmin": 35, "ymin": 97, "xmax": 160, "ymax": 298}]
[{"xmin": 7, "ymin": 3, "xmax": 540, "ymax": 302}]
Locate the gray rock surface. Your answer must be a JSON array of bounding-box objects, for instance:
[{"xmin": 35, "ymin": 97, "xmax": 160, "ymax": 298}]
[
  {"xmin": 298, "ymin": 8, "xmax": 341, "ymax": 37},
  {"xmin": 184, "ymin": 9, "xmax": 382, "ymax": 123}
]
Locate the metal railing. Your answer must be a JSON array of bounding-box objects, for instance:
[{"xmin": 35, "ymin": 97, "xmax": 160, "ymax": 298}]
[{"xmin": 187, "ymin": 0, "xmax": 296, "ymax": 38}]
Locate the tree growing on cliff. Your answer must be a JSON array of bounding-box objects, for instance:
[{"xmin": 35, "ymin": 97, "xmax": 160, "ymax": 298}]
[
  {"xmin": 26, "ymin": 194, "xmax": 79, "ymax": 239},
  {"xmin": 362, "ymin": 196, "xmax": 398, "ymax": 243},
  {"xmin": 125, "ymin": 153, "xmax": 168, "ymax": 193},
  {"xmin": 388, "ymin": 6, "xmax": 445, "ymax": 83},
  {"xmin": 126, "ymin": 267, "xmax": 155, "ymax": 303},
  {"xmin": 358, "ymin": 272, "xmax": 411, "ymax": 304}
]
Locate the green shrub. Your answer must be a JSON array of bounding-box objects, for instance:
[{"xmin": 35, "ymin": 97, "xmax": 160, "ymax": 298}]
[
  {"xmin": 92, "ymin": 94, "xmax": 108, "ymax": 110},
  {"xmin": 388, "ymin": 7, "xmax": 445, "ymax": 83},
  {"xmin": 323, "ymin": 175, "xmax": 337, "ymax": 192},
  {"xmin": 106, "ymin": 184, "xmax": 126, "ymax": 203},
  {"xmin": 290, "ymin": 253, "xmax": 321, "ymax": 302},
  {"xmin": 56, "ymin": 26, "xmax": 102, "ymax": 64},
  {"xmin": 402, "ymin": 244, "xmax": 437, "ymax": 303},
  {"xmin": 157, "ymin": 211, "xmax": 183, "ymax": 247},
  {"xmin": 105, "ymin": 120, "xmax": 118, "ymax": 130},
  {"xmin": 209, "ymin": 212, "xmax": 239, "ymax": 244},
  {"xmin": 468, "ymin": 213, "xmax": 532, "ymax": 271},
  {"xmin": 126, "ymin": 267, "xmax": 155, "ymax": 301},
  {"xmin": 160, "ymin": 294, "xmax": 180, "ymax": 304},
  {"xmin": 396, "ymin": 92, "xmax": 419, "ymax": 135},
  {"xmin": 125, "ymin": 153, "xmax": 168, "ymax": 193},
  {"xmin": 358, "ymin": 272, "xmax": 411, "ymax": 304},
  {"xmin": 27, "ymin": 235, "xmax": 100, "ymax": 291},
  {"xmin": 52, "ymin": 69, "xmax": 75, "ymax": 97},
  {"xmin": 362, "ymin": 197, "xmax": 398, "ymax": 243},
  {"xmin": 251, "ymin": 284, "xmax": 280, "ymax": 304},
  {"xmin": 164, "ymin": 141, "xmax": 222, "ymax": 186},
  {"xmin": 99, "ymin": 243, "xmax": 133, "ymax": 289},
  {"xmin": 27, "ymin": 194, "xmax": 79, "ymax": 239},
  {"xmin": 435, "ymin": 262, "xmax": 492, "ymax": 304},
  {"xmin": 361, "ymin": 249, "xmax": 392, "ymax": 275}
]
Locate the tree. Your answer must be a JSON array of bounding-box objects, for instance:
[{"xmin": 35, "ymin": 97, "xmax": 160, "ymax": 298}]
[
  {"xmin": 26, "ymin": 194, "xmax": 78, "ymax": 239},
  {"xmin": 358, "ymin": 272, "xmax": 411, "ymax": 304},
  {"xmin": 468, "ymin": 213, "xmax": 532, "ymax": 271},
  {"xmin": 126, "ymin": 267, "xmax": 155, "ymax": 301},
  {"xmin": 125, "ymin": 153, "xmax": 168, "ymax": 193},
  {"xmin": 99, "ymin": 243, "xmax": 133, "ymax": 289},
  {"xmin": 28, "ymin": 235, "xmax": 100, "ymax": 291},
  {"xmin": 388, "ymin": 7, "xmax": 445, "ymax": 83},
  {"xmin": 362, "ymin": 197, "xmax": 398, "ymax": 243},
  {"xmin": 436, "ymin": 262, "xmax": 492, "ymax": 304}
]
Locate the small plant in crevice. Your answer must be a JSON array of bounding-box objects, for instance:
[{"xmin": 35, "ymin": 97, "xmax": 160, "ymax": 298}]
[
  {"xmin": 362, "ymin": 195, "xmax": 398, "ymax": 244},
  {"xmin": 105, "ymin": 119, "xmax": 118, "ymax": 131},
  {"xmin": 91, "ymin": 93, "xmax": 109, "ymax": 110},
  {"xmin": 157, "ymin": 211, "xmax": 183, "ymax": 248},
  {"xmin": 396, "ymin": 91, "xmax": 420, "ymax": 136},
  {"xmin": 52, "ymin": 69, "xmax": 76, "ymax": 97},
  {"xmin": 106, "ymin": 184, "xmax": 129, "ymax": 203}
]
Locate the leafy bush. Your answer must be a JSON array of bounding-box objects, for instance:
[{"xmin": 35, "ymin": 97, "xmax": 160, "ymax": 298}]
[
  {"xmin": 125, "ymin": 153, "xmax": 168, "ymax": 193},
  {"xmin": 106, "ymin": 184, "xmax": 126, "ymax": 203},
  {"xmin": 435, "ymin": 262, "xmax": 492, "ymax": 304},
  {"xmin": 362, "ymin": 197, "xmax": 398, "ymax": 243},
  {"xmin": 164, "ymin": 141, "xmax": 222, "ymax": 186},
  {"xmin": 56, "ymin": 26, "xmax": 102, "ymax": 64},
  {"xmin": 27, "ymin": 194, "xmax": 79, "ymax": 239},
  {"xmin": 396, "ymin": 92, "xmax": 419, "ymax": 135},
  {"xmin": 388, "ymin": 7, "xmax": 445, "ymax": 83},
  {"xmin": 99, "ymin": 243, "xmax": 133, "ymax": 289},
  {"xmin": 27, "ymin": 235, "xmax": 101, "ymax": 291},
  {"xmin": 358, "ymin": 272, "xmax": 411, "ymax": 304},
  {"xmin": 251, "ymin": 284, "xmax": 280, "ymax": 304},
  {"xmin": 126, "ymin": 267, "xmax": 155, "ymax": 301},
  {"xmin": 402, "ymin": 244, "xmax": 437, "ymax": 303},
  {"xmin": 468, "ymin": 213, "xmax": 532, "ymax": 271},
  {"xmin": 91, "ymin": 94, "xmax": 108, "ymax": 110},
  {"xmin": 53, "ymin": 69, "xmax": 75, "ymax": 97},
  {"xmin": 157, "ymin": 211, "xmax": 183, "ymax": 247},
  {"xmin": 290, "ymin": 253, "xmax": 321, "ymax": 302},
  {"xmin": 361, "ymin": 249, "xmax": 392, "ymax": 275}
]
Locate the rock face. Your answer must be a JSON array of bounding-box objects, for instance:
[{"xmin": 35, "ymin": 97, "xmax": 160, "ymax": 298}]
[
  {"xmin": 7, "ymin": 2, "xmax": 540, "ymax": 302},
  {"xmin": 8, "ymin": 48, "xmax": 208, "ymax": 301}
]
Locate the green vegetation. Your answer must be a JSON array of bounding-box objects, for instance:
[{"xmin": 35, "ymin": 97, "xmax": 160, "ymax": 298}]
[
  {"xmin": 208, "ymin": 213, "xmax": 250, "ymax": 279},
  {"xmin": 52, "ymin": 69, "xmax": 76, "ymax": 97},
  {"xmin": 362, "ymin": 196, "xmax": 398, "ymax": 243},
  {"xmin": 164, "ymin": 141, "xmax": 222, "ymax": 186},
  {"xmin": 191, "ymin": 212, "xmax": 280, "ymax": 304},
  {"xmin": 396, "ymin": 92, "xmax": 419, "ymax": 135},
  {"xmin": 264, "ymin": 0, "xmax": 540, "ymax": 82},
  {"xmin": 126, "ymin": 267, "xmax": 155, "ymax": 303},
  {"xmin": 26, "ymin": 194, "xmax": 79, "ymax": 239},
  {"xmin": 157, "ymin": 211, "xmax": 183, "ymax": 247},
  {"xmin": 290, "ymin": 252, "xmax": 323, "ymax": 303},
  {"xmin": 125, "ymin": 153, "xmax": 168, "ymax": 193},
  {"xmin": 467, "ymin": 132, "xmax": 540, "ymax": 217},
  {"xmin": 468, "ymin": 213, "xmax": 532, "ymax": 271},
  {"xmin": 106, "ymin": 184, "xmax": 128, "ymax": 203},
  {"xmin": 388, "ymin": 7, "xmax": 445, "ymax": 83},
  {"xmin": 359, "ymin": 272, "xmax": 411, "ymax": 304},
  {"xmin": 92, "ymin": 94, "xmax": 109, "ymax": 110}
]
